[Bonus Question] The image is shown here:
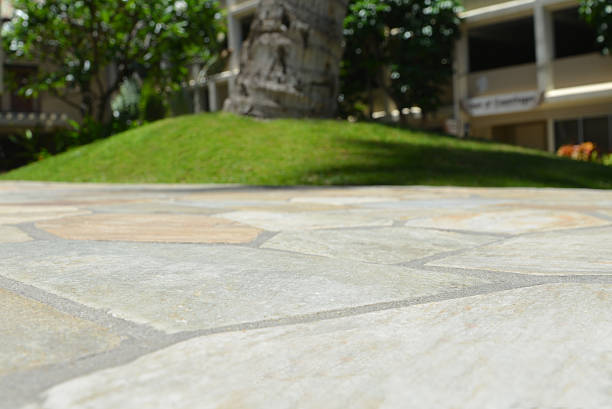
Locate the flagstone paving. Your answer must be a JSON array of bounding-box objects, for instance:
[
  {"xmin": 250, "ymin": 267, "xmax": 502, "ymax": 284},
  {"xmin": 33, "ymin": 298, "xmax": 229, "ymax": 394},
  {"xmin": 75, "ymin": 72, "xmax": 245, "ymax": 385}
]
[{"xmin": 1, "ymin": 182, "xmax": 611, "ymax": 409}]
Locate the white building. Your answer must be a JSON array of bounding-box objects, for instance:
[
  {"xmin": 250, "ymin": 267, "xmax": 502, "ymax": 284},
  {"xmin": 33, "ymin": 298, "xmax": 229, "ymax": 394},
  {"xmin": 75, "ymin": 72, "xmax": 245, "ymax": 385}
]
[{"xmin": 455, "ymin": 0, "xmax": 612, "ymax": 152}]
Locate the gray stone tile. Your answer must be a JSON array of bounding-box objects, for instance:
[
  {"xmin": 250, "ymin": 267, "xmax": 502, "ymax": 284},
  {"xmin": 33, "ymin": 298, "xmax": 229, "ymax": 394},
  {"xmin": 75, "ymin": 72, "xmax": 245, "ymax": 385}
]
[
  {"xmin": 361, "ymin": 198, "xmax": 507, "ymax": 210},
  {"xmin": 0, "ymin": 241, "xmax": 485, "ymax": 334},
  {"xmin": 0, "ymin": 226, "xmax": 32, "ymax": 243},
  {"xmin": 0, "ymin": 205, "xmax": 89, "ymax": 225},
  {"xmin": 217, "ymin": 210, "xmax": 394, "ymax": 231},
  {"xmin": 24, "ymin": 284, "xmax": 612, "ymax": 409},
  {"xmin": 288, "ymin": 196, "xmax": 399, "ymax": 206},
  {"xmin": 404, "ymin": 209, "xmax": 609, "ymax": 234},
  {"xmin": 0, "ymin": 289, "xmax": 121, "ymax": 376},
  {"xmin": 262, "ymin": 227, "xmax": 498, "ymax": 264},
  {"xmin": 85, "ymin": 201, "xmax": 222, "ymax": 215},
  {"xmin": 429, "ymin": 226, "xmax": 612, "ymax": 275}
]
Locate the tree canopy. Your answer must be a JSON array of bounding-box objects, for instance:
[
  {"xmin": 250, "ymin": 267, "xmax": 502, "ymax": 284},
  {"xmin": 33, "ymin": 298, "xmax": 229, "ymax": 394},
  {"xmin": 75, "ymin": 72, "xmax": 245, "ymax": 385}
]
[
  {"xmin": 341, "ymin": 0, "xmax": 462, "ymax": 119},
  {"xmin": 580, "ymin": 0, "xmax": 612, "ymax": 55},
  {"xmin": 2, "ymin": 0, "xmax": 224, "ymax": 122}
]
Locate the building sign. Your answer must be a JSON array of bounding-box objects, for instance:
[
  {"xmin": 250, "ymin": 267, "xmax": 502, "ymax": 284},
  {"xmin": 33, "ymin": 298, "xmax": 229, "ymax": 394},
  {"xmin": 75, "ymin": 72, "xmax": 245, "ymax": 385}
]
[{"xmin": 463, "ymin": 91, "xmax": 542, "ymax": 117}]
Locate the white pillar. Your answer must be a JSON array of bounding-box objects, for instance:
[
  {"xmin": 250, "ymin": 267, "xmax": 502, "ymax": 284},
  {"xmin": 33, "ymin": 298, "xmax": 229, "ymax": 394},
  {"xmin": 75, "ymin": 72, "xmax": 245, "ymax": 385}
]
[
  {"xmin": 227, "ymin": 1, "xmax": 243, "ymax": 72},
  {"xmin": 208, "ymin": 81, "xmax": 218, "ymax": 112},
  {"xmin": 534, "ymin": 1, "xmax": 554, "ymax": 93},
  {"xmin": 453, "ymin": 27, "xmax": 469, "ymax": 137}
]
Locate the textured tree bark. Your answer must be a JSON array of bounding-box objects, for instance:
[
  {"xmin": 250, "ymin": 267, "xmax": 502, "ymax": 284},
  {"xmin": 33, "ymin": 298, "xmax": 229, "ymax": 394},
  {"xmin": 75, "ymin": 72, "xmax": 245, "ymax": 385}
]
[{"xmin": 225, "ymin": 0, "xmax": 349, "ymax": 118}]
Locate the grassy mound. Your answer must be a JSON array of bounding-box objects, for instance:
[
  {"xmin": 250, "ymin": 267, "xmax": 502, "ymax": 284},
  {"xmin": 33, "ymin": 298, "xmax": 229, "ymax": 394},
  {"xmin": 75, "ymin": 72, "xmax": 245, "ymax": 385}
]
[{"xmin": 2, "ymin": 113, "xmax": 612, "ymax": 188}]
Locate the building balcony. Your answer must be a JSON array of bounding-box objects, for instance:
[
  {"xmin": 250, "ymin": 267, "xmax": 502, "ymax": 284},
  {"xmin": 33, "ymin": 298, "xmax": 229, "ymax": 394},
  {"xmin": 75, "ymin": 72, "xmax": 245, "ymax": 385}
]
[
  {"xmin": 468, "ymin": 63, "xmax": 538, "ymax": 98},
  {"xmin": 0, "ymin": 112, "xmax": 70, "ymax": 130}
]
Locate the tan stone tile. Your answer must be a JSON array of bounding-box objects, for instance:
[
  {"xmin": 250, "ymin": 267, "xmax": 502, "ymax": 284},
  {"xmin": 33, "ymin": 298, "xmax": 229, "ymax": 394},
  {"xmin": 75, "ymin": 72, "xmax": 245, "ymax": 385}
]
[
  {"xmin": 25, "ymin": 284, "xmax": 612, "ymax": 409},
  {"xmin": 36, "ymin": 214, "xmax": 261, "ymax": 244},
  {"xmin": 0, "ymin": 289, "xmax": 121, "ymax": 376},
  {"xmin": 0, "ymin": 226, "xmax": 32, "ymax": 243},
  {"xmin": 405, "ymin": 209, "xmax": 608, "ymax": 234}
]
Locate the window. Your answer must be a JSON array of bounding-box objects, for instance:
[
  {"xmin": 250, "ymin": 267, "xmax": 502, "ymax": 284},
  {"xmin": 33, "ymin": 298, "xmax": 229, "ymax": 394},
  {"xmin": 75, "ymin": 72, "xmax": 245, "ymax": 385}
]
[
  {"xmin": 584, "ymin": 117, "xmax": 611, "ymax": 152},
  {"xmin": 553, "ymin": 7, "xmax": 599, "ymax": 59},
  {"xmin": 555, "ymin": 116, "xmax": 612, "ymax": 152},
  {"xmin": 468, "ymin": 17, "xmax": 536, "ymax": 72},
  {"xmin": 4, "ymin": 64, "xmax": 39, "ymax": 113},
  {"xmin": 241, "ymin": 15, "xmax": 254, "ymax": 42},
  {"xmin": 554, "ymin": 119, "xmax": 580, "ymax": 148}
]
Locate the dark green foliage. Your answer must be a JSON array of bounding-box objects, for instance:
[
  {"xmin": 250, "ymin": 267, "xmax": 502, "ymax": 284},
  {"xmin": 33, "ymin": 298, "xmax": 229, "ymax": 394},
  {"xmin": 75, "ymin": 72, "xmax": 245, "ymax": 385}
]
[
  {"xmin": 341, "ymin": 0, "xmax": 462, "ymax": 119},
  {"xmin": 140, "ymin": 82, "xmax": 169, "ymax": 123},
  {"xmin": 3, "ymin": 0, "xmax": 224, "ymax": 122},
  {"xmin": 580, "ymin": 0, "xmax": 612, "ymax": 55}
]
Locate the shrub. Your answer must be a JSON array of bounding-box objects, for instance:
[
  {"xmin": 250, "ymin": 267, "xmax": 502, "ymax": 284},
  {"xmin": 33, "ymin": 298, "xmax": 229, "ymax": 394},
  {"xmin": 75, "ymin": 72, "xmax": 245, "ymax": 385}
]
[{"xmin": 557, "ymin": 142, "xmax": 599, "ymax": 162}]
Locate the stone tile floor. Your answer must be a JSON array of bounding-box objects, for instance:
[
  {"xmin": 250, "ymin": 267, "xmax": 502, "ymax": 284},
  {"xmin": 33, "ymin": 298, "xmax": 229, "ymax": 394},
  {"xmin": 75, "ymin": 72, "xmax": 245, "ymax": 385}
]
[{"xmin": 1, "ymin": 182, "xmax": 611, "ymax": 408}]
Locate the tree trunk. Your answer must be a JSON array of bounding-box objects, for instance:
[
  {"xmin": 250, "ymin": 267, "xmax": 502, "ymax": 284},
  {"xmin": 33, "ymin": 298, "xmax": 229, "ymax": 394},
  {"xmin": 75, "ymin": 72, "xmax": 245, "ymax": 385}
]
[{"xmin": 225, "ymin": 0, "xmax": 349, "ymax": 118}]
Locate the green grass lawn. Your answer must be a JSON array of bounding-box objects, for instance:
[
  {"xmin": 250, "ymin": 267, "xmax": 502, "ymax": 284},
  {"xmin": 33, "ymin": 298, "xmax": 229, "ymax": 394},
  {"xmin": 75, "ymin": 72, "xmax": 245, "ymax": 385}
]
[{"xmin": 2, "ymin": 112, "xmax": 612, "ymax": 188}]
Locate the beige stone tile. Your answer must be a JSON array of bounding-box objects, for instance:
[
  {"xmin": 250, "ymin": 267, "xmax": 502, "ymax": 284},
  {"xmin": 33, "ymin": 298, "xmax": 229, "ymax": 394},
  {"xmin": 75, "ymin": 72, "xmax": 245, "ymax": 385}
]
[
  {"xmin": 429, "ymin": 226, "xmax": 612, "ymax": 275},
  {"xmin": 217, "ymin": 210, "xmax": 394, "ymax": 231},
  {"xmin": 0, "ymin": 242, "xmax": 486, "ymax": 334},
  {"xmin": 36, "ymin": 214, "xmax": 261, "ymax": 244},
  {"xmin": 0, "ymin": 226, "xmax": 32, "ymax": 243},
  {"xmin": 404, "ymin": 209, "xmax": 609, "ymax": 234},
  {"xmin": 263, "ymin": 227, "xmax": 497, "ymax": 264},
  {"xmin": 0, "ymin": 289, "xmax": 121, "ymax": 376},
  {"xmin": 25, "ymin": 284, "xmax": 612, "ymax": 409}
]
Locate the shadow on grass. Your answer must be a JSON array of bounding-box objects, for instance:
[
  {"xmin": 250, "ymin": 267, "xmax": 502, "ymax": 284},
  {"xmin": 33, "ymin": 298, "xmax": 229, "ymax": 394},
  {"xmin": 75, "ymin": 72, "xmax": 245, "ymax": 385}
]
[{"xmin": 301, "ymin": 138, "xmax": 612, "ymax": 189}]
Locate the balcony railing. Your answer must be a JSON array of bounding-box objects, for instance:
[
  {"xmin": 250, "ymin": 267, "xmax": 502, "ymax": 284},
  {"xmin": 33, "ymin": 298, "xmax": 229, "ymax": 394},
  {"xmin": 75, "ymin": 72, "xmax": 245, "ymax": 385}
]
[{"xmin": 0, "ymin": 112, "xmax": 70, "ymax": 128}]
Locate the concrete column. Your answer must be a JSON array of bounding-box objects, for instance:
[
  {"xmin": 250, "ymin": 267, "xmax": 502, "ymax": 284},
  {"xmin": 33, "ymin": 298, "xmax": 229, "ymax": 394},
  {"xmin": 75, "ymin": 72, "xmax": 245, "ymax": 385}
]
[
  {"xmin": 547, "ymin": 118, "xmax": 555, "ymax": 153},
  {"xmin": 208, "ymin": 81, "xmax": 218, "ymax": 112},
  {"xmin": 227, "ymin": 1, "xmax": 243, "ymax": 72},
  {"xmin": 608, "ymin": 115, "xmax": 612, "ymax": 151},
  {"xmin": 0, "ymin": 43, "xmax": 4, "ymax": 95},
  {"xmin": 453, "ymin": 27, "xmax": 469, "ymax": 137},
  {"xmin": 534, "ymin": 1, "xmax": 554, "ymax": 93},
  {"xmin": 192, "ymin": 64, "xmax": 202, "ymax": 113}
]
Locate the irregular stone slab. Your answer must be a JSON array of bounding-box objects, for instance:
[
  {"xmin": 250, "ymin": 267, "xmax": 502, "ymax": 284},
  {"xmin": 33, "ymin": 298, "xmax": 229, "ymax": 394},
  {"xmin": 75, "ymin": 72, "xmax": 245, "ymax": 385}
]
[
  {"xmin": 429, "ymin": 226, "xmax": 612, "ymax": 275},
  {"xmin": 24, "ymin": 284, "xmax": 612, "ymax": 409},
  {"xmin": 0, "ymin": 241, "xmax": 485, "ymax": 333},
  {"xmin": 218, "ymin": 210, "xmax": 393, "ymax": 231},
  {"xmin": 289, "ymin": 196, "xmax": 398, "ymax": 206},
  {"xmin": 263, "ymin": 227, "xmax": 497, "ymax": 264},
  {"xmin": 0, "ymin": 289, "xmax": 121, "ymax": 376},
  {"xmin": 362, "ymin": 198, "xmax": 506, "ymax": 210},
  {"xmin": 174, "ymin": 199, "xmax": 288, "ymax": 209},
  {"xmin": 85, "ymin": 201, "xmax": 221, "ymax": 215},
  {"xmin": 0, "ymin": 205, "xmax": 89, "ymax": 225},
  {"xmin": 0, "ymin": 205, "xmax": 81, "ymax": 214},
  {"xmin": 0, "ymin": 226, "xmax": 32, "ymax": 243},
  {"xmin": 36, "ymin": 214, "xmax": 261, "ymax": 244},
  {"xmin": 405, "ymin": 209, "xmax": 608, "ymax": 234}
]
